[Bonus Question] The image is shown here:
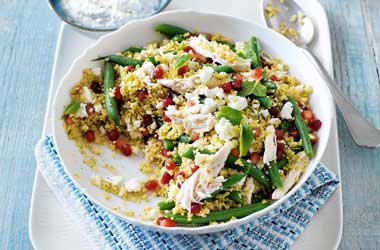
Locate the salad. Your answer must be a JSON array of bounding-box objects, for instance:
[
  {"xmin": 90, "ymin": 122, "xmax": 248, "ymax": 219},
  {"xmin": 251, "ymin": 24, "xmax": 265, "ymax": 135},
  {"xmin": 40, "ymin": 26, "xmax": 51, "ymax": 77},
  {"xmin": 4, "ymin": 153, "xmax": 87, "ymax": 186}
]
[{"xmin": 62, "ymin": 23, "xmax": 322, "ymax": 227}]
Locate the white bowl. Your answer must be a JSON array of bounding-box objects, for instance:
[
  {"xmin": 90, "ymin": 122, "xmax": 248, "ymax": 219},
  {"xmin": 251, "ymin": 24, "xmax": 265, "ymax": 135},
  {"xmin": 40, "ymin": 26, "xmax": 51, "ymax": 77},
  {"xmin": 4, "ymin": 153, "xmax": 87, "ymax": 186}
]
[{"xmin": 52, "ymin": 10, "xmax": 333, "ymax": 234}]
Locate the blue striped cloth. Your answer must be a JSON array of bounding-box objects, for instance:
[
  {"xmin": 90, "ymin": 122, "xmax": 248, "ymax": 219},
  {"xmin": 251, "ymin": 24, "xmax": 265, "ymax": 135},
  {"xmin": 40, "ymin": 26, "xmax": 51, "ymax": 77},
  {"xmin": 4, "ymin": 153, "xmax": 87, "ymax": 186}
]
[{"xmin": 35, "ymin": 136, "xmax": 339, "ymax": 250}]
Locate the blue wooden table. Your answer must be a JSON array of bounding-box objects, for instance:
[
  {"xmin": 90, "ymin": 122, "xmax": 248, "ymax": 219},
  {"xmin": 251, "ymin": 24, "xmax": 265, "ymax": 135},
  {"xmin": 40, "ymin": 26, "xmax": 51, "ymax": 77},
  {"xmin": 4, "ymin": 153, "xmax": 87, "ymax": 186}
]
[{"xmin": 0, "ymin": 0, "xmax": 379, "ymax": 249}]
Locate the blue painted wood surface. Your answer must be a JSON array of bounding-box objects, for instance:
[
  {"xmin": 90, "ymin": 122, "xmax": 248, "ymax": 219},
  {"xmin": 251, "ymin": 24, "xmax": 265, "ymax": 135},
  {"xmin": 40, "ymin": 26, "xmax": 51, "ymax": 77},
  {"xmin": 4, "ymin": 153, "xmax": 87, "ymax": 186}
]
[{"xmin": 0, "ymin": 0, "xmax": 379, "ymax": 249}]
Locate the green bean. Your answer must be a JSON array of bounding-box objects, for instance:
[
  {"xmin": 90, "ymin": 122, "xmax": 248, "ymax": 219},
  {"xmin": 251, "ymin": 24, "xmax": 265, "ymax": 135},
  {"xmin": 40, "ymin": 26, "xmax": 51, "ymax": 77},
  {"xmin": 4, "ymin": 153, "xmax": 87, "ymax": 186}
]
[
  {"xmin": 164, "ymin": 202, "xmax": 271, "ymax": 225},
  {"xmin": 172, "ymin": 34, "xmax": 185, "ymax": 42},
  {"xmin": 108, "ymin": 55, "xmax": 144, "ymax": 67},
  {"xmin": 248, "ymin": 37, "xmax": 262, "ymax": 68},
  {"xmin": 178, "ymin": 134, "xmax": 192, "ymax": 143},
  {"xmin": 199, "ymin": 149, "xmax": 214, "ymax": 155},
  {"xmin": 147, "ymin": 56, "xmax": 159, "ymax": 66},
  {"xmin": 272, "ymin": 158, "xmax": 288, "ymax": 170},
  {"xmin": 158, "ymin": 201, "xmax": 175, "ymax": 210},
  {"xmin": 64, "ymin": 100, "xmax": 80, "ymax": 115},
  {"xmin": 251, "ymin": 191, "xmax": 267, "ymax": 204},
  {"xmin": 287, "ymin": 96, "xmax": 314, "ymax": 158},
  {"xmin": 154, "ymin": 24, "xmax": 189, "ymax": 38},
  {"xmin": 227, "ymin": 191, "xmax": 243, "ymax": 204},
  {"xmin": 163, "ymin": 139, "xmax": 176, "ymax": 150},
  {"xmin": 256, "ymin": 96, "xmax": 272, "ymax": 108},
  {"xmin": 212, "ymin": 173, "xmax": 246, "ymax": 197},
  {"xmin": 173, "ymin": 151, "xmax": 182, "ymax": 165},
  {"xmin": 182, "ymin": 147, "xmax": 196, "ymax": 159},
  {"xmin": 268, "ymin": 162, "xmax": 283, "ymax": 188},
  {"xmin": 103, "ymin": 61, "xmax": 120, "ymax": 125},
  {"xmin": 214, "ymin": 65, "xmax": 235, "ymax": 73},
  {"xmin": 122, "ymin": 47, "xmax": 143, "ymax": 53}
]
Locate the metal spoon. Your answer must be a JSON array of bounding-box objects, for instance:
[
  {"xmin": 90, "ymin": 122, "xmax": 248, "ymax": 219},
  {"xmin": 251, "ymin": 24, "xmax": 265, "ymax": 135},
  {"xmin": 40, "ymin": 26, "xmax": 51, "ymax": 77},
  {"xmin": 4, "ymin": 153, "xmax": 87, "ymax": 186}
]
[{"xmin": 262, "ymin": 0, "xmax": 380, "ymax": 148}]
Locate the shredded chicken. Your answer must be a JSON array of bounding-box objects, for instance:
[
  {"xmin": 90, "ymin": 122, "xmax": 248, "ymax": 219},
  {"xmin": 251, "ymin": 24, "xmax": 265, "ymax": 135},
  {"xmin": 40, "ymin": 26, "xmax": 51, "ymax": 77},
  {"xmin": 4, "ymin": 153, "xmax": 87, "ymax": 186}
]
[
  {"xmin": 263, "ymin": 125, "xmax": 277, "ymax": 164},
  {"xmin": 183, "ymin": 113, "xmax": 216, "ymax": 134},
  {"xmin": 158, "ymin": 77, "xmax": 196, "ymax": 93}
]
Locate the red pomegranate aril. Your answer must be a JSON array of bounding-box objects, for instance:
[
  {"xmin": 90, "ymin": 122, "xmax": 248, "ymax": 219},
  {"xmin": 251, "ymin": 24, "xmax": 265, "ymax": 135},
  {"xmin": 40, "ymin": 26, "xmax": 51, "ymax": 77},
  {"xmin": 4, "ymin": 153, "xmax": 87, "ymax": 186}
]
[
  {"xmin": 127, "ymin": 65, "xmax": 134, "ymax": 71},
  {"xmin": 115, "ymin": 139, "xmax": 127, "ymax": 150},
  {"xmin": 191, "ymin": 203, "xmax": 202, "ymax": 214},
  {"xmin": 191, "ymin": 131, "xmax": 200, "ymax": 141},
  {"xmin": 249, "ymin": 152, "xmax": 261, "ymax": 165},
  {"xmin": 137, "ymin": 88, "xmax": 148, "ymax": 101},
  {"xmin": 64, "ymin": 116, "xmax": 73, "ymax": 125},
  {"xmin": 121, "ymin": 143, "xmax": 132, "ymax": 156},
  {"xmin": 269, "ymin": 106, "xmax": 280, "ymax": 117},
  {"xmin": 275, "ymin": 129, "xmax": 284, "ymax": 140},
  {"xmin": 301, "ymin": 110, "xmax": 313, "ymax": 124},
  {"xmin": 114, "ymin": 86, "xmax": 122, "ymax": 100},
  {"xmin": 143, "ymin": 114, "xmax": 153, "ymax": 126},
  {"xmin": 309, "ymin": 119, "xmax": 322, "ymax": 131},
  {"xmin": 230, "ymin": 148, "xmax": 240, "ymax": 158},
  {"xmin": 270, "ymin": 75, "xmax": 279, "ymax": 81},
  {"xmin": 159, "ymin": 218, "xmax": 176, "ymax": 227},
  {"xmin": 145, "ymin": 179, "xmax": 159, "ymax": 191},
  {"xmin": 277, "ymin": 142, "xmax": 285, "ymax": 159},
  {"xmin": 142, "ymin": 129, "xmax": 151, "ymax": 137},
  {"xmin": 108, "ymin": 129, "xmax": 119, "ymax": 141},
  {"xmin": 288, "ymin": 127, "xmax": 299, "ymax": 138},
  {"xmin": 232, "ymin": 80, "xmax": 242, "ymax": 90},
  {"xmin": 252, "ymin": 127, "xmax": 261, "ymax": 139},
  {"xmin": 222, "ymin": 82, "xmax": 233, "ymax": 93},
  {"xmin": 153, "ymin": 66, "xmax": 164, "ymax": 79},
  {"xmin": 165, "ymin": 159, "xmax": 177, "ymax": 170},
  {"xmin": 84, "ymin": 130, "xmax": 95, "ymax": 143},
  {"xmin": 190, "ymin": 161, "xmax": 200, "ymax": 174},
  {"xmin": 252, "ymin": 68, "xmax": 263, "ymax": 80},
  {"xmin": 161, "ymin": 148, "xmax": 170, "ymax": 157},
  {"xmin": 156, "ymin": 216, "xmax": 165, "ymax": 225},
  {"xmin": 177, "ymin": 65, "xmax": 190, "ymax": 76},
  {"xmin": 233, "ymin": 73, "xmax": 243, "ymax": 82},
  {"xmin": 309, "ymin": 133, "xmax": 319, "ymax": 145},
  {"xmin": 162, "ymin": 97, "xmax": 173, "ymax": 108},
  {"xmin": 163, "ymin": 115, "xmax": 172, "ymax": 123},
  {"xmin": 86, "ymin": 103, "xmax": 95, "ymax": 116},
  {"xmin": 160, "ymin": 172, "xmax": 173, "ymax": 185}
]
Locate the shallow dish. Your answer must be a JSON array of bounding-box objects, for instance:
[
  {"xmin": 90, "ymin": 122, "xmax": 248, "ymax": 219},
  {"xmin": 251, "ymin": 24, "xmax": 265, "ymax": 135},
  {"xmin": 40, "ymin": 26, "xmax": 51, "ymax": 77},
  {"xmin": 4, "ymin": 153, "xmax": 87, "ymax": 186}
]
[{"xmin": 52, "ymin": 10, "xmax": 333, "ymax": 234}]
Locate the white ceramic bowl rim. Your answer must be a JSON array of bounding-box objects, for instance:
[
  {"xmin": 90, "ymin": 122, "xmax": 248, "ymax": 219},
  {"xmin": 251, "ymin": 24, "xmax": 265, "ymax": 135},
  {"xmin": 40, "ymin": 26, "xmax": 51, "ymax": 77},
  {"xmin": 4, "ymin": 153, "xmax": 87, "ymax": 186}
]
[{"xmin": 52, "ymin": 9, "xmax": 333, "ymax": 234}]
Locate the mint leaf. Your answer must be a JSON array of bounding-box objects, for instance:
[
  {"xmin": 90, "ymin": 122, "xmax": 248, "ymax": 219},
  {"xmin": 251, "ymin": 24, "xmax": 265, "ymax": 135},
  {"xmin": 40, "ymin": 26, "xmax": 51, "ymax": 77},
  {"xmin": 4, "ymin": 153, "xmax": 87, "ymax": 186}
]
[
  {"xmin": 64, "ymin": 100, "xmax": 80, "ymax": 115},
  {"xmin": 252, "ymin": 82, "xmax": 267, "ymax": 97},
  {"xmin": 217, "ymin": 106, "xmax": 242, "ymax": 125},
  {"xmin": 238, "ymin": 81, "xmax": 255, "ymax": 97},
  {"xmin": 174, "ymin": 53, "xmax": 192, "ymax": 68}
]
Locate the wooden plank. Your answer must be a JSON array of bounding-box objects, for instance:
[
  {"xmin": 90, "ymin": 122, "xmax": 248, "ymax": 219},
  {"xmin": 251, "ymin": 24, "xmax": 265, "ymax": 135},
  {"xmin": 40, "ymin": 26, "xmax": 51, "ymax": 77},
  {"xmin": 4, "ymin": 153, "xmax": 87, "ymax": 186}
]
[
  {"xmin": 318, "ymin": 0, "xmax": 380, "ymax": 249},
  {"xmin": 0, "ymin": 0, "xmax": 59, "ymax": 249}
]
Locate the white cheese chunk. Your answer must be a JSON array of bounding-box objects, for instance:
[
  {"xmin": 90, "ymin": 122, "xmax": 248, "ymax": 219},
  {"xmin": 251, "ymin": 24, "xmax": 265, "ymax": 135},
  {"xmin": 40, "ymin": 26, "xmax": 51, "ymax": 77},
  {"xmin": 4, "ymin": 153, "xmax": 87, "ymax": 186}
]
[
  {"xmin": 198, "ymin": 67, "xmax": 214, "ymax": 83},
  {"xmin": 263, "ymin": 125, "xmax": 277, "ymax": 165},
  {"xmin": 280, "ymin": 101, "xmax": 294, "ymax": 120},
  {"xmin": 105, "ymin": 176, "xmax": 124, "ymax": 186},
  {"xmin": 227, "ymin": 95, "xmax": 248, "ymax": 111},
  {"xmin": 215, "ymin": 118, "xmax": 239, "ymax": 141},
  {"xmin": 124, "ymin": 178, "xmax": 142, "ymax": 192}
]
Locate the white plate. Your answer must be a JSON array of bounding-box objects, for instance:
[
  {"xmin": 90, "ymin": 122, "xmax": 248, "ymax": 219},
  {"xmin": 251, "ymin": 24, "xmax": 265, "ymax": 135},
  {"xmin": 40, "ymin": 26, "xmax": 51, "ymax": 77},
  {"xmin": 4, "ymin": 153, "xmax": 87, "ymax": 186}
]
[{"xmin": 30, "ymin": 0, "xmax": 343, "ymax": 248}]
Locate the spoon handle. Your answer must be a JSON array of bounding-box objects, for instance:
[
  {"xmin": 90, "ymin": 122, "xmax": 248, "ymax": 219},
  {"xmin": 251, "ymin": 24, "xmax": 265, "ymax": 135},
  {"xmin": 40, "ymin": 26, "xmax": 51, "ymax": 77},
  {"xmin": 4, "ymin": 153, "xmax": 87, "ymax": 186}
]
[{"xmin": 300, "ymin": 47, "xmax": 380, "ymax": 148}]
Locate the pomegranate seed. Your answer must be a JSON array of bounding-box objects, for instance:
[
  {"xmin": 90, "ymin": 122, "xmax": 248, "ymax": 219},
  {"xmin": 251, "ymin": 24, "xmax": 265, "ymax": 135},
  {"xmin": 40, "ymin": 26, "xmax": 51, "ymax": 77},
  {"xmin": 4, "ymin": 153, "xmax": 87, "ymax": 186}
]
[
  {"xmin": 309, "ymin": 119, "xmax": 322, "ymax": 131},
  {"xmin": 121, "ymin": 143, "xmax": 132, "ymax": 156},
  {"xmin": 275, "ymin": 129, "xmax": 284, "ymax": 140},
  {"xmin": 86, "ymin": 103, "xmax": 95, "ymax": 116},
  {"xmin": 222, "ymin": 82, "xmax": 233, "ymax": 93},
  {"xmin": 190, "ymin": 161, "xmax": 199, "ymax": 174},
  {"xmin": 288, "ymin": 127, "xmax": 299, "ymax": 138},
  {"xmin": 231, "ymin": 80, "xmax": 242, "ymax": 90},
  {"xmin": 84, "ymin": 130, "xmax": 95, "ymax": 143},
  {"xmin": 233, "ymin": 73, "xmax": 243, "ymax": 82},
  {"xmin": 301, "ymin": 110, "xmax": 313, "ymax": 124},
  {"xmin": 162, "ymin": 97, "xmax": 173, "ymax": 108},
  {"xmin": 161, "ymin": 148, "xmax": 170, "ymax": 158},
  {"xmin": 252, "ymin": 127, "xmax": 261, "ymax": 139},
  {"xmin": 309, "ymin": 133, "xmax": 319, "ymax": 145},
  {"xmin": 230, "ymin": 148, "xmax": 240, "ymax": 158},
  {"xmin": 159, "ymin": 218, "xmax": 176, "ymax": 227},
  {"xmin": 191, "ymin": 203, "xmax": 202, "ymax": 214},
  {"xmin": 277, "ymin": 142, "xmax": 285, "ymax": 159},
  {"xmin": 127, "ymin": 65, "xmax": 134, "ymax": 71},
  {"xmin": 137, "ymin": 88, "xmax": 148, "ymax": 101},
  {"xmin": 269, "ymin": 106, "xmax": 280, "ymax": 117},
  {"xmin": 165, "ymin": 159, "xmax": 177, "ymax": 170},
  {"xmin": 177, "ymin": 65, "xmax": 190, "ymax": 76},
  {"xmin": 249, "ymin": 152, "xmax": 261, "ymax": 164},
  {"xmin": 160, "ymin": 172, "xmax": 173, "ymax": 185},
  {"xmin": 142, "ymin": 129, "xmax": 151, "ymax": 137},
  {"xmin": 145, "ymin": 179, "xmax": 159, "ymax": 191},
  {"xmin": 153, "ymin": 66, "xmax": 164, "ymax": 79},
  {"xmin": 115, "ymin": 139, "xmax": 127, "ymax": 150},
  {"xmin": 157, "ymin": 216, "xmax": 166, "ymax": 225},
  {"xmin": 270, "ymin": 75, "xmax": 279, "ymax": 81},
  {"xmin": 108, "ymin": 129, "xmax": 119, "ymax": 141},
  {"xmin": 191, "ymin": 131, "xmax": 200, "ymax": 141},
  {"xmin": 143, "ymin": 114, "xmax": 153, "ymax": 126},
  {"xmin": 64, "ymin": 116, "xmax": 73, "ymax": 125},
  {"xmin": 252, "ymin": 68, "xmax": 263, "ymax": 80},
  {"xmin": 114, "ymin": 86, "xmax": 122, "ymax": 100},
  {"xmin": 163, "ymin": 115, "xmax": 172, "ymax": 123}
]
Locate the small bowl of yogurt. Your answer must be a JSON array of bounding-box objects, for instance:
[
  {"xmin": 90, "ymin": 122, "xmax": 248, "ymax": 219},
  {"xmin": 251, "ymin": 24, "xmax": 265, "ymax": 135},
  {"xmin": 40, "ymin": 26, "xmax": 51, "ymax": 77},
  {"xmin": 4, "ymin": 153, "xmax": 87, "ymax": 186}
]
[{"xmin": 48, "ymin": 0, "xmax": 171, "ymax": 31}]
